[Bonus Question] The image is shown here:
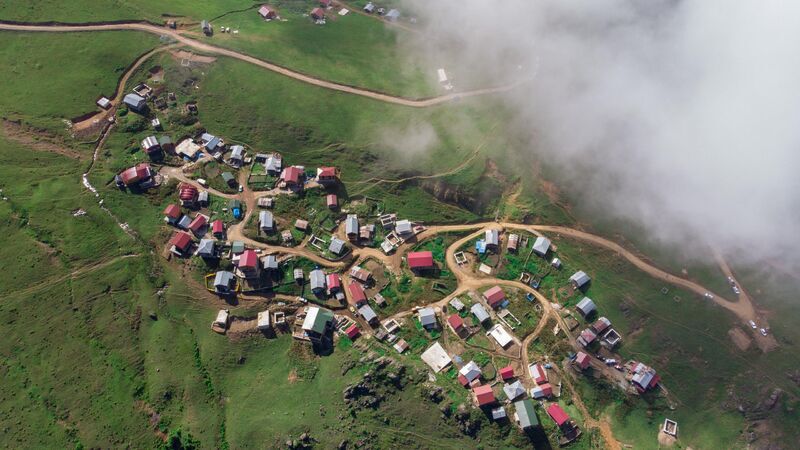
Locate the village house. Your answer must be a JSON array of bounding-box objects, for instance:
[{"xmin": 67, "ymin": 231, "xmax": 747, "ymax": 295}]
[
  {"xmin": 631, "ymin": 362, "xmax": 660, "ymax": 393},
  {"xmin": 471, "ymin": 303, "xmax": 491, "ymax": 324},
  {"xmin": 385, "ymin": 9, "xmax": 400, "ymax": 21},
  {"xmin": 257, "ymin": 310, "xmax": 271, "ymax": 331},
  {"xmin": 327, "ymin": 273, "xmax": 341, "ymax": 293},
  {"xmin": 421, "ymin": 342, "xmax": 451, "ymax": 372},
  {"xmin": 530, "ymin": 383, "xmax": 553, "ymax": 399},
  {"xmin": 484, "ymin": 229, "xmax": 500, "ymax": 250},
  {"xmin": 363, "ymin": 2, "xmax": 375, "ymax": 13},
  {"xmin": 175, "ymin": 139, "xmax": 202, "ymax": 160},
  {"xmin": 483, "ymin": 285, "xmax": 506, "ymax": 309},
  {"xmin": 487, "ymin": 324, "xmax": 513, "ymax": 348},
  {"xmin": 347, "ymin": 282, "xmax": 367, "ymax": 306},
  {"xmin": 96, "ymin": 96, "xmax": 111, "ymax": 109},
  {"xmin": 499, "ymin": 365, "xmax": 515, "ymax": 381},
  {"xmin": 575, "ymin": 352, "xmax": 591, "ymax": 370},
  {"xmin": 547, "ymin": 404, "xmax": 571, "ymax": 430},
  {"xmin": 123, "ymin": 93, "xmax": 147, "ymax": 112},
  {"xmin": 200, "ymin": 133, "xmax": 222, "ymax": 152},
  {"xmin": 213, "ymin": 271, "xmax": 237, "ymax": 295},
  {"xmin": 447, "ymin": 314, "xmax": 466, "ymax": 336},
  {"xmin": 514, "ymin": 399, "xmax": 539, "ymax": 430},
  {"xmin": 119, "ymin": 163, "xmax": 152, "ymax": 187},
  {"xmin": 503, "ymin": 380, "xmax": 526, "ymax": 401},
  {"xmin": 358, "ymin": 304, "xmax": 378, "ymax": 325},
  {"xmin": 577, "ymin": 328, "xmax": 597, "ymax": 347},
  {"xmin": 229, "ymin": 145, "xmax": 245, "ymax": 168},
  {"xmin": 258, "ymin": 255, "xmax": 277, "ymax": 275},
  {"xmin": 529, "ymin": 363, "xmax": 549, "ymax": 385},
  {"xmin": 449, "ymin": 297, "xmax": 465, "ymax": 311},
  {"xmin": 570, "ymin": 270, "xmax": 591, "ymax": 290},
  {"xmin": 418, "ymin": 307, "xmax": 437, "ymax": 329},
  {"xmin": 293, "ymin": 268, "xmax": 304, "ymax": 283},
  {"xmin": 201, "ymin": 20, "xmax": 212, "ymax": 35},
  {"xmin": 326, "ymin": 194, "xmax": 338, "ymax": 209},
  {"xmin": 473, "ymin": 385, "xmax": 495, "ymax": 408},
  {"xmin": 395, "ymin": 219, "xmax": 413, "ymax": 236},
  {"xmin": 211, "ymin": 219, "xmax": 225, "ymax": 238},
  {"xmin": 575, "ymin": 297, "xmax": 597, "ymax": 318},
  {"xmin": 295, "ymin": 219, "xmax": 309, "ymax": 232},
  {"xmin": 265, "ymin": 154, "xmax": 282, "ymax": 175},
  {"xmin": 258, "ymin": 197, "xmax": 274, "ymax": 208},
  {"xmin": 359, "ymin": 224, "xmax": 374, "ymax": 242},
  {"xmin": 231, "ymin": 241, "xmax": 245, "ymax": 255},
  {"xmin": 328, "ymin": 237, "xmax": 346, "ymax": 256},
  {"xmin": 238, "ymin": 249, "xmax": 261, "ymax": 278},
  {"xmin": 310, "ymin": 269, "xmax": 327, "ymax": 295},
  {"xmin": 281, "ymin": 230, "xmax": 293, "ymax": 244},
  {"xmin": 345, "ymin": 214, "xmax": 359, "ymax": 241},
  {"xmin": 258, "ymin": 4, "xmax": 277, "ymax": 19},
  {"xmin": 176, "ymin": 215, "xmax": 191, "ymax": 229},
  {"xmin": 211, "ymin": 309, "xmax": 229, "ymax": 332},
  {"xmin": 163, "ymin": 204, "xmax": 181, "ymax": 225},
  {"xmin": 316, "ymin": 166, "xmax": 339, "ymax": 185},
  {"xmin": 310, "ymin": 7, "xmax": 325, "ymax": 20},
  {"xmin": 300, "ymin": 306, "xmax": 334, "ymax": 343},
  {"xmin": 197, "ymin": 191, "xmax": 209, "ymax": 207},
  {"xmin": 349, "ymin": 265, "xmax": 372, "ymax": 284},
  {"xmin": 458, "ymin": 361, "xmax": 482, "ymax": 386},
  {"xmin": 591, "ymin": 316, "xmax": 612, "ymax": 335},
  {"xmin": 188, "ymin": 214, "xmax": 208, "ymax": 236},
  {"xmin": 280, "ymin": 166, "xmax": 303, "ymax": 189},
  {"xmin": 345, "ymin": 323, "xmax": 360, "ymax": 340},
  {"xmin": 532, "ymin": 236, "xmax": 551, "ymax": 257},
  {"xmin": 491, "ymin": 407, "xmax": 507, "ymax": 421},
  {"xmin": 259, "ymin": 210, "xmax": 275, "ymax": 233},
  {"xmin": 178, "ymin": 183, "xmax": 198, "ymax": 207},
  {"xmin": 141, "ymin": 136, "xmax": 161, "ymax": 155},
  {"xmin": 507, "ymin": 233, "xmax": 519, "ymax": 252},
  {"xmin": 407, "ymin": 251, "xmax": 435, "ymax": 273},
  {"xmin": 196, "ymin": 238, "xmax": 217, "ymax": 259},
  {"xmin": 168, "ymin": 231, "xmax": 193, "ymax": 256},
  {"xmin": 372, "ymin": 293, "xmax": 386, "ymax": 307}
]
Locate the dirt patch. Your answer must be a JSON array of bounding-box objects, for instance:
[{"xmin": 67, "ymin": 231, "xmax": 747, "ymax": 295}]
[
  {"xmin": 540, "ymin": 179, "xmax": 560, "ymax": 204},
  {"xmin": 657, "ymin": 428, "xmax": 677, "ymax": 447},
  {"xmin": 728, "ymin": 327, "xmax": 752, "ymax": 352},
  {"xmin": 1, "ymin": 119, "xmax": 84, "ymax": 159},
  {"xmin": 135, "ymin": 400, "xmax": 168, "ymax": 442},
  {"xmin": 170, "ymin": 49, "xmax": 217, "ymax": 65},
  {"xmin": 287, "ymin": 368, "xmax": 299, "ymax": 383}
]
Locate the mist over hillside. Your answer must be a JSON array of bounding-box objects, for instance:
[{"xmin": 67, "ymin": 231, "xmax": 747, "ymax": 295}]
[{"xmin": 401, "ymin": 0, "xmax": 800, "ymax": 267}]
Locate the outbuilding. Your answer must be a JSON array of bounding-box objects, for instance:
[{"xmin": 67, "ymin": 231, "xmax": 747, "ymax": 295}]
[
  {"xmin": 570, "ymin": 271, "xmax": 591, "ymax": 289},
  {"xmin": 575, "ymin": 297, "xmax": 597, "ymax": 318},
  {"xmin": 532, "ymin": 236, "xmax": 551, "ymax": 257}
]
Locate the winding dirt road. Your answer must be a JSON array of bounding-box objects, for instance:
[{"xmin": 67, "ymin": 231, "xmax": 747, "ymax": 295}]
[{"xmin": 0, "ymin": 21, "xmax": 527, "ymax": 108}]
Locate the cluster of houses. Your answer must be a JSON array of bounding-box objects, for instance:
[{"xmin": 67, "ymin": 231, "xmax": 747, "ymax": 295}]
[{"xmin": 362, "ymin": 2, "xmax": 401, "ymax": 21}]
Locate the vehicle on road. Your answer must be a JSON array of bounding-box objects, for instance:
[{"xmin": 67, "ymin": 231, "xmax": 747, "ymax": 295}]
[
  {"xmin": 703, "ymin": 292, "xmax": 714, "ymax": 300},
  {"xmin": 748, "ymin": 320, "xmax": 756, "ymax": 329},
  {"xmin": 760, "ymin": 328, "xmax": 768, "ymax": 336},
  {"xmin": 732, "ymin": 286, "xmax": 740, "ymax": 295}
]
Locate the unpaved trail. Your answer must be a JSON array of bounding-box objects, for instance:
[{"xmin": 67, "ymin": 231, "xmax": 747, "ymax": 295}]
[{"xmin": 0, "ymin": 22, "xmax": 527, "ymax": 108}]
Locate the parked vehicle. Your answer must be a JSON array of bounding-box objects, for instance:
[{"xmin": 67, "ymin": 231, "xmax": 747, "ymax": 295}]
[
  {"xmin": 760, "ymin": 328, "xmax": 768, "ymax": 336},
  {"xmin": 748, "ymin": 320, "xmax": 756, "ymax": 329}
]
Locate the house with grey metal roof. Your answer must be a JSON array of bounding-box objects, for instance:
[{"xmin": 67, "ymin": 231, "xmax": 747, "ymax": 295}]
[
  {"xmin": 532, "ymin": 236, "xmax": 551, "ymax": 257},
  {"xmin": 259, "ymin": 211, "xmax": 274, "ymax": 232},
  {"xmin": 310, "ymin": 269, "xmax": 326, "ymax": 294},
  {"xmin": 575, "ymin": 297, "xmax": 597, "ymax": 318},
  {"xmin": 418, "ymin": 307, "xmax": 437, "ymax": 329},
  {"xmin": 485, "ymin": 229, "xmax": 500, "ymax": 248},
  {"xmin": 345, "ymin": 214, "xmax": 359, "ymax": 240},
  {"xmin": 329, "ymin": 237, "xmax": 346, "ymax": 255},
  {"xmin": 395, "ymin": 219, "xmax": 413, "ymax": 236},
  {"xmin": 358, "ymin": 304, "xmax": 378, "ymax": 324},
  {"xmin": 503, "ymin": 380, "xmax": 526, "ymax": 401},
  {"xmin": 385, "ymin": 8, "xmax": 400, "ymax": 21},
  {"xmin": 177, "ymin": 215, "xmax": 191, "ymax": 230},
  {"xmin": 569, "ymin": 270, "xmax": 591, "ymax": 289},
  {"xmin": 491, "ymin": 406, "xmax": 507, "ymax": 421},
  {"xmin": 213, "ymin": 271, "xmax": 237, "ymax": 294},
  {"xmin": 513, "ymin": 399, "xmax": 539, "ymax": 429},
  {"xmin": 265, "ymin": 154, "xmax": 282, "ymax": 175},
  {"xmin": 197, "ymin": 190, "xmax": 209, "ymax": 206},
  {"xmin": 123, "ymin": 93, "xmax": 146, "ymax": 112},
  {"xmin": 229, "ymin": 145, "xmax": 245, "ymax": 167},
  {"xmin": 262, "ymin": 254, "xmax": 279, "ymax": 271},
  {"xmin": 196, "ymin": 239, "xmax": 217, "ymax": 258},
  {"xmin": 471, "ymin": 303, "xmax": 491, "ymax": 324},
  {"xmin": 301, "ymin": 306, "xmax": 334, "ymax": 340}
]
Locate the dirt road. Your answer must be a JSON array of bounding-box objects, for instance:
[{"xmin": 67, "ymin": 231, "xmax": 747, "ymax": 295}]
[{"xmin": 0, "ymin": 21, "xmax": 526, "ymax": 108}]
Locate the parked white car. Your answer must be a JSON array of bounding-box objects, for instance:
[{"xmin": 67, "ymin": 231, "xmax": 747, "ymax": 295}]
[
  {"xmin": 748, "ymin": 320, "xmax": 756, "ymax": 329},
  {"xmin": 760, "ymin": 328, "xmax": 768, "ymax": 336}
]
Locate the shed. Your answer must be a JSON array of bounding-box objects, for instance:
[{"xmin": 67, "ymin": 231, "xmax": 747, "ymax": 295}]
[
  {"xmin": 257, "ymin": 310, "xmax": 271, "ymax": 330},
  {"xmin": 575, "ymin": 297, "xmax": 597, "ymax": 318},
  {"xmin": 258, "ymin": 5, "xmax": 277, "ymax": 19},
  {"xmin": 471, "ymin": 303, "xmax": 490, "ymax": 323},
  {"xmin": 491, "ymin": 407, "xmax": 507, "ymax": 421},
  {"xmin": 570, "ymin": 271, "xmax": 591, "ymax": 289},
  {"xmin": 326, "ymin": 194, "xmax": 338, "ymax": 209},
  {"xmin": 213, "ymin": 309, "xmax": 229, "ymax": 328}
]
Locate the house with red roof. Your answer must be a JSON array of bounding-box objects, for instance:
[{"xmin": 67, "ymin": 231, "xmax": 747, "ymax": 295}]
[
  {"xmin": 178, "ymin": 183, "xmax": 198, "ymax": 207},
  {"xmin": 188, "ymin": 214, "xmax": 208, "ymax": 235},
  {"xmin": 163, "ymin": 204, "xmax": 181, "ymax": 224},
  {"xmin": 280, "ymin": 166, "xmax": 303, "ymax": 188},
  {"xmin": 531, "ymin": 382, "xmax": 553, "ymax": 399},
  {"xmin": 258, "ymin": 5, "xmax": 277, "ymax": 19},
  {"xmin": 499, "ymin": 365, "xmax": 515, "ymax": 381},
  {"xmin": 347, "ymin": 282, "xmax": 367, "ymax": 306},
  {"xmin": 327, "ymin": 273, "xmax": 341, "ymax": 292},
  {"xmin": 310, "ymin": 7, "xmax": 325, "ymax": 20},
  {"xmin": 407, "ymin": 251, "xmax": 435, "ymax": 272},
  {"xmin": 446, "ymin": 314, "xmax": 466, "ymax": 336},
  {"xmin": 577, "ymin": 328, "xmax": 597, "ymax": 347},
  {"xmin": 345, "ymin": 323, "xmax": 360, "ymax": 339},
  {"xmin": 483, "ymin": 286, "xmax": 506, "ymax": 308},
  {"xmin": 575, "ymin": 352, "xmax": 591, "ymax": 370},
  {"xmin": 238, "ymin": 249, "xmax": 260, "ymax": 278},
  {"xmin": 547, "ymin": 404, "xmax": 570, "ymax": 429},
  {"xmin": 316, "ymin": 166, "xmax": 339, "ymax": 185},
  {"xmin": 326, "ymin": 194, "xmax": 338, "ymax": 209},
  {"xmin": 119, "ymin": 163, "xmax": 152, "ymax": 187},
  {"xmin": 473, "ymin": 385, "xmax": 495, "ymax": 407},
  {"xmin": 529, "ymin": 363, "xmax": 548, "ymax": 385},
  {"xmin": 168, "ymin": 231, "xmax": 193, "ymax": 255},
  {"xmin": 211, "ymin": 219, "xmax": 225, "ymax": 238}
]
